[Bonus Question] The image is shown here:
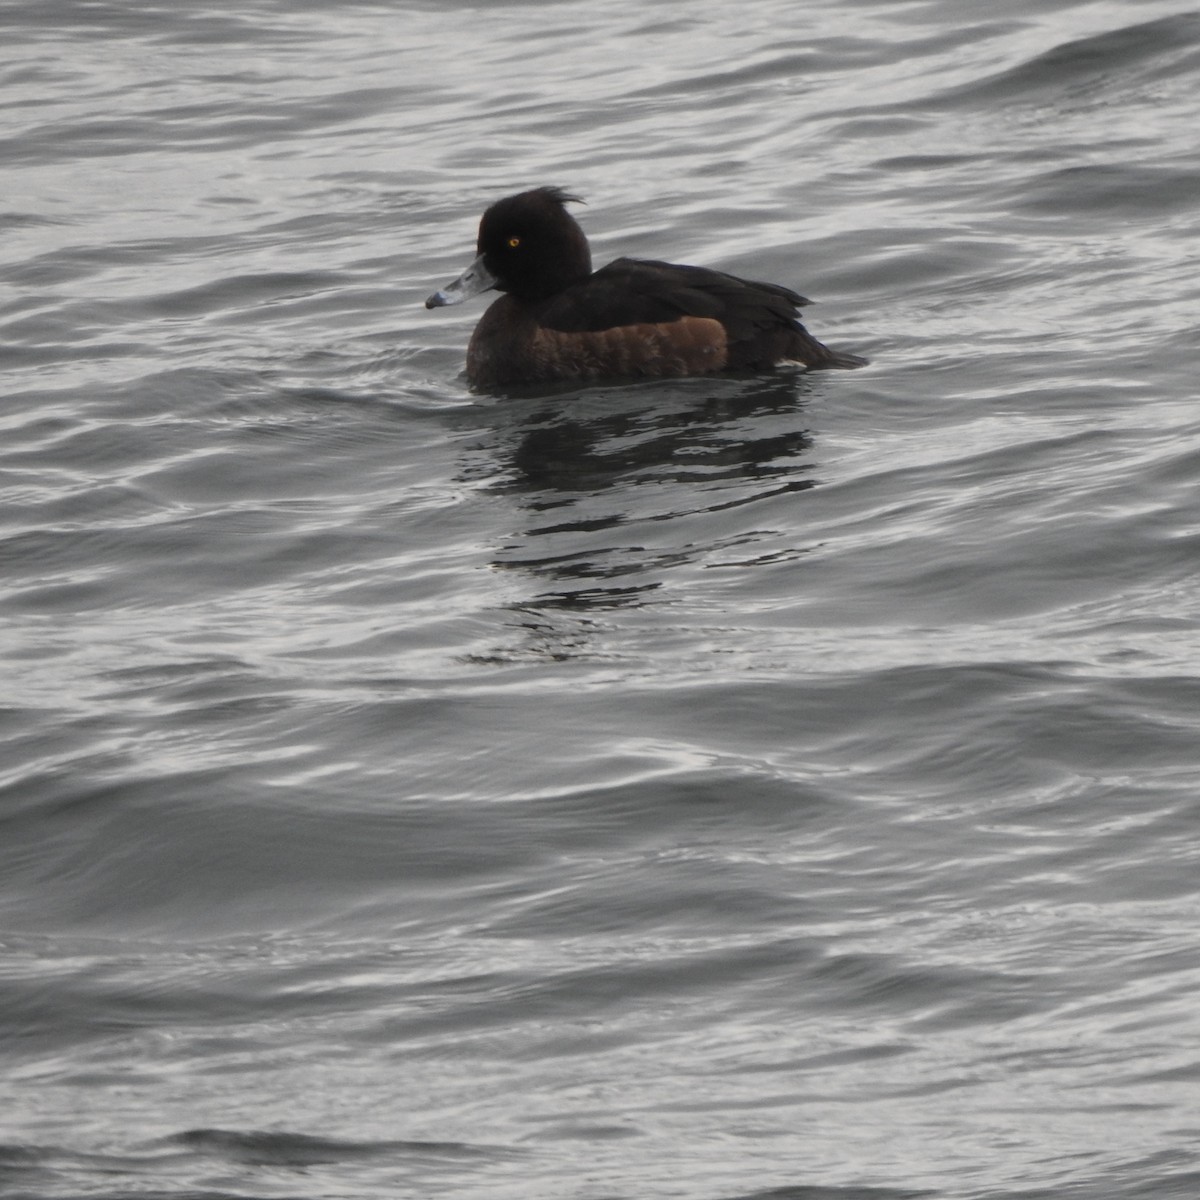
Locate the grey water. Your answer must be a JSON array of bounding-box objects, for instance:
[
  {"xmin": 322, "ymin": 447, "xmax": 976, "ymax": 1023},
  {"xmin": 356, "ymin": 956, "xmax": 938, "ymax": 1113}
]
[{"xmin": 2, "ymin": 2, "xmax": 1199, "ymax": 1198}]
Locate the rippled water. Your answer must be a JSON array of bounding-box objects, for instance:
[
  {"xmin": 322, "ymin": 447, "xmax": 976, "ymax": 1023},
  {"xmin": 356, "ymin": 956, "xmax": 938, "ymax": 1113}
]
[{"xmin": 3, "ymin": 3, "xmax": 1200, "ymax": 1199}]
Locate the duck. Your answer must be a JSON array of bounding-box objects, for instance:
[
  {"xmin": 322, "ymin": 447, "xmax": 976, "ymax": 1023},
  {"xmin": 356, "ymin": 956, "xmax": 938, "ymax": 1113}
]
[{"xmin": 425, "ymin": 187, "xmax": 867, "ymax": 388}]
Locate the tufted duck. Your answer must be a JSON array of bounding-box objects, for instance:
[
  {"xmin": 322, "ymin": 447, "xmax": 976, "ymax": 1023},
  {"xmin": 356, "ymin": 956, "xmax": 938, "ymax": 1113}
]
[{"xmin": 426, "ymin": 187, "xmax": 867, "ymax": 388}]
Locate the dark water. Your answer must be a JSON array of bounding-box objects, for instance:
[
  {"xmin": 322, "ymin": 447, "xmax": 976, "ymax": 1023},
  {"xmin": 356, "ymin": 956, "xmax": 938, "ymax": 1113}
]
[{"xmin": 3, "ymin": 2, "xmax": 1200, "ymax": 1198}]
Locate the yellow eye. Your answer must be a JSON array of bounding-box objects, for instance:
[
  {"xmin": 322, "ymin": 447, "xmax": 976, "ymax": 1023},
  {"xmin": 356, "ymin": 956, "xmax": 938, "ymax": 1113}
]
[{"xmin": 507, "ymin": 236, "xmax": 521, "ymax": 248}]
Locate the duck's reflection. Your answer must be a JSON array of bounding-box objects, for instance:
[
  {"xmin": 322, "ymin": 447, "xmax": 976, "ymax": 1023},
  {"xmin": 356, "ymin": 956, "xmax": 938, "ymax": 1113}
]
[
  {"xmin": 502, "ymin": 371, "xmax": 813, "ymax": 489},
  {"xmin": 457, "ymin": 372, "xmax": 826, "ymax": 661}
]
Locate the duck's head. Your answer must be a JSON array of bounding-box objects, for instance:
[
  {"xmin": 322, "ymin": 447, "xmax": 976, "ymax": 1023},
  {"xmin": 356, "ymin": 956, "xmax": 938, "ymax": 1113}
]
[{"xmin": 426, "ymin": 187, "xmax": 591, "ymax": 308}]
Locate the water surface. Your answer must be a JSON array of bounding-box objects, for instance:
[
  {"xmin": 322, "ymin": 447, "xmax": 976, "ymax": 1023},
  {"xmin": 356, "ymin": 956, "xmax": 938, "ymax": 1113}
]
[{"xmin": 2, "ymin": 3, "xmax": 1200, "ymax": 1199}]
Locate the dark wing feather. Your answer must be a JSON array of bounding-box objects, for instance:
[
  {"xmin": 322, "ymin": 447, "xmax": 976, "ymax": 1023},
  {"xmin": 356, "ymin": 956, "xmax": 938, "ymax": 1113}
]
[
  {"xmin": 535, "ymin": 257, "xmax": 812, "ymax": 334},
  {"xmin": 535, "ymin": 257, "xmax": 866, "ymax": 371}
]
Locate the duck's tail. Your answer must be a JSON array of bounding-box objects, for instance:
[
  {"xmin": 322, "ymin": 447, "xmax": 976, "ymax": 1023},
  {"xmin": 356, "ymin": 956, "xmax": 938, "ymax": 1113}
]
[{"xmin": 789, "ymin": 323, "xmax": 869, "ymax": 370}]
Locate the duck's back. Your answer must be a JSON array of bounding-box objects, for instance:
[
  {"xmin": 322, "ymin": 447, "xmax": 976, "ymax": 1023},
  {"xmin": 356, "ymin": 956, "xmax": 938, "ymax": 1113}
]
[{"xmin": 466, "ymin": 257, "xmax": 865, "ymax": 386}]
